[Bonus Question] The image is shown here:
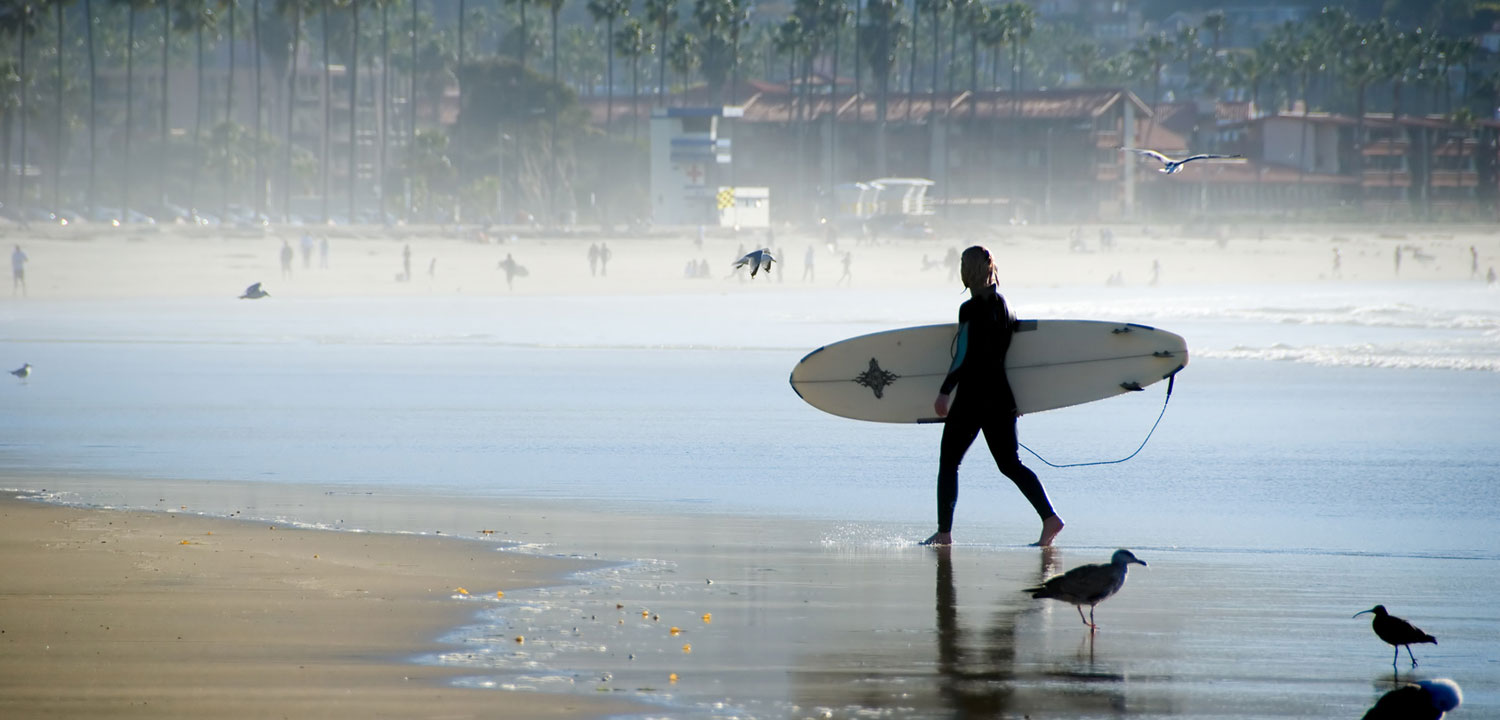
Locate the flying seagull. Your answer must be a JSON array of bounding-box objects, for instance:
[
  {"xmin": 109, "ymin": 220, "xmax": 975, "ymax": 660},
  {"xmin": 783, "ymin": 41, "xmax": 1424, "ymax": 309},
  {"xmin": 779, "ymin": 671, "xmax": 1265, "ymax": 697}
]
[
  {"xmin": 1354, "ymin": 604, "xmax": 1436, "ymax": 669},
  {"xmin": 1123, "ymin": 147, "xmax": 1243, "ymax": 174},
  {"xmin": 1026, "ymin": 549, "xmax": 1146, "ymax": 631},
  {"xmin": 1363, "ymin": 678, "xmax": 1462, "ymax": 720},
  {"xmin": 734, "ymin": 248, "xmax": 777, "ymax": 278},
  {"xmin": 10, "ymin": 363, "xmax": 30, "ymax": 380},
  {"xmin": 239, "ymin": 282, "xmax": 270, "ymax": 299}
]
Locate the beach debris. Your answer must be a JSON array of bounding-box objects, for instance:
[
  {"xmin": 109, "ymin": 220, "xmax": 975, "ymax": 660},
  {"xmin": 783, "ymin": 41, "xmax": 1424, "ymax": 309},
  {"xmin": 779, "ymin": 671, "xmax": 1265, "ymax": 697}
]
[
  {"xmin": 1025, "ymin": 548, "xmax": 1146, "ymax": 632},
  {"xmin": 733, "ymin": 248, "xmax": 777, "ymax": 278},
  {"xmin": 10, "ymin": 363, "xmax": 30, "ymax": 380},
  {"xmin": 479, "ymin": 529, "xmax": 495, "ymax": 534},
  {"xmin": 496, "ymin": 590, "xmax": 504, "ymax": 599},
  {"xmin": 1354, "ymin": 605, "xmax": 1436, "ymax": 669},
  {"xmin": 702, "ymin": 613, "xmax": 712, "ymax": 623},
  {"xmin": 514, "ymin": 635, "xmax": 524, "ymax": 644},
  {"xmin": 682, "ymin": 643, "xmax": 692, "ymax": 654},
  {"xmin": 455, "ymin": 587, "xmax": 470, "ymax": 595},
  {"xmin": 1363, "ymin": 678, "xmax": 1462, "ymax": 720},
  {"xmin": 238, "ymin": 282, "xmax": 270, "ymax": 299},
  {"xmin": 670, "ymin": 626, "xmax": 681, "ymax": 635},
  {"xmin": 178, "ymin": 539, "xmax": 192, "ymax": 545},
  {"xmin": 668, "ymin": 673, "xmax": 678, "ymax": 683},
  {"xmin": 1121, "ymin": 147, "xmax": 1243, "ymax": 175},
  {"xmin": 652, "ymin": 613, "xmax": 660, "ymax": 622}
]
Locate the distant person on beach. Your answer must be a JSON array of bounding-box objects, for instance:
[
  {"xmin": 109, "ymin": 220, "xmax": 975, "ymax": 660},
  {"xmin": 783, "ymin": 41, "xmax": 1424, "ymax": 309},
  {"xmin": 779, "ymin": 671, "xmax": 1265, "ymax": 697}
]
[
  {"xmin": 1488, "ymin": 267, "xmax": 1496, "ymax": 285},
  {"xmin": 588, "ymin": 243, "xmax": 600, "ymax": 277},
  {"xmin": 775, "ymin": 246, "xmax": 785, "ymax": 283},
  {"xmin": 11, "ymin": 244, "xmax": 28, "ymax": 296},
  {"xmin": 319, "ymin": 236, "xmax": 329, "ymax": 269},
  {"xmin": 300, "ymin": 233, "xmax": 314, "ymax": 269},
  {"xmin": 498, "ymin": 253, "xmax": 523, "ymax": 290},
  {"xmin": 696, "ymin": 225, "xmax": 705, "ymax": 249},
  {"xmin": 803, "ymin": 245, "xmax": 815, "ymax": 281},
  {"xmin": 944, "ymin": 247, "xmax": 960, "ymax": 281},
  {"xmin": 402, "ymin": 244, "xmax": 412, "ymax": 282},
  {"xmin": 428, "ymin": 257, "xmax": 437, "ymax": 278},
  {"xmin": 279, "ymin": 240, "xmax": 294, "ymax": 280},
  {"xmin": 1471, "ymin": 245, "xmax": 1480, "ymax": 278},
  {"xmin": 925, "ymin": 246, "xmax": 1064, "ymax": 548},
  {"xmin": 1332, "ymin": 248, "xmax": 1343, "ymax": 278},
  {"xmin": 1150, "ymin": 259, "xmax": 1161, "ymax": 286},
  {"xmin": 1394, "ymin": 246, "xmax": 1402, "ymax": 276},
  {"xmin": 598, "ymin": 242, "xmax": 612, "ymax": 276},
  {"xmin": 837, "ymin": 251, "xmax": 853, "ymax": 285}
]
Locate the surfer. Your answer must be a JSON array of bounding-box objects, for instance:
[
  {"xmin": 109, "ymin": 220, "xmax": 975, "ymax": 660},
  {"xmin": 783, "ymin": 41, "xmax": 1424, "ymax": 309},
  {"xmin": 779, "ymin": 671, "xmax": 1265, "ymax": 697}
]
[{"xmin": 923, "ymin": 246, "xmax": 1065, "ymax": 547}]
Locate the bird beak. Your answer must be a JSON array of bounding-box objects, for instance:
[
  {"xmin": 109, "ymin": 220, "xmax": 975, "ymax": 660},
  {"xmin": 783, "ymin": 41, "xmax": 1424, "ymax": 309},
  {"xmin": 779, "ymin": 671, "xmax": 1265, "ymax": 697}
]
[
  {"xmin": 1353, "ymin": 609, "xmax": 1373, "ymax": 618},
  {"xmin": 1135, "ymin": 559, "xmax": 1147, "ymax": 567}
]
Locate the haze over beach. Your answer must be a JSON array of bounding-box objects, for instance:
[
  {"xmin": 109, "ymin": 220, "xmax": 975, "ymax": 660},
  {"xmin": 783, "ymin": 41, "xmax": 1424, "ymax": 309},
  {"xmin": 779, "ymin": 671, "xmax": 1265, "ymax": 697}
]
[{"xmin": 3, "ymin": 218, "xmax": 1499, "ymax": 719}]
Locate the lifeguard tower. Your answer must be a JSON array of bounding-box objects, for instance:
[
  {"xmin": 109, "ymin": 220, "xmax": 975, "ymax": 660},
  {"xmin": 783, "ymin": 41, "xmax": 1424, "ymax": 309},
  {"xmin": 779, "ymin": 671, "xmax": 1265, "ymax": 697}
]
[{"xmin": 649, "ymin": 106, "xmax": 770, "ymax": 228}]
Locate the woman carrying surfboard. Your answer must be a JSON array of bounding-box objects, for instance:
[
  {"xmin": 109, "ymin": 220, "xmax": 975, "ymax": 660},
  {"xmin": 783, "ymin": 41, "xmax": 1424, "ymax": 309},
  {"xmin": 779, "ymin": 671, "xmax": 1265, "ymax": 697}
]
[{"xmin": 923, "ymin": 246, "xmax": 1065, "ymax": 547}]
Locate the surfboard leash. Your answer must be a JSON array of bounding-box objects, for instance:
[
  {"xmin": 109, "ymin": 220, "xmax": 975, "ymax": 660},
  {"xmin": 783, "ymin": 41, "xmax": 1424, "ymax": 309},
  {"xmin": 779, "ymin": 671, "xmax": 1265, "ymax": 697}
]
[{"xmin": 1018, "ymin": 370, "xmax": 1178, "ymax": 469}]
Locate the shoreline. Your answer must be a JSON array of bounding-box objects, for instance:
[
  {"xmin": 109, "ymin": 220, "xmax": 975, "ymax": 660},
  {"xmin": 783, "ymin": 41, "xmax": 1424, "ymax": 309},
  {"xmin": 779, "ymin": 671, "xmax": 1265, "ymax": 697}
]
[{"xmin": 0, "ymin": 490, "xmax": 646, "ymax": 720}]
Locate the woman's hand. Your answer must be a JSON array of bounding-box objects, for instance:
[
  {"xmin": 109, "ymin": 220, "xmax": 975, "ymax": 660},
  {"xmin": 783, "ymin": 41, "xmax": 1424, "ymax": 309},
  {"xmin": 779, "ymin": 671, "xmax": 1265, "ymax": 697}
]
[{"xmin": 934, "ymin": 393, "xmax": 951, "ymax": 418}]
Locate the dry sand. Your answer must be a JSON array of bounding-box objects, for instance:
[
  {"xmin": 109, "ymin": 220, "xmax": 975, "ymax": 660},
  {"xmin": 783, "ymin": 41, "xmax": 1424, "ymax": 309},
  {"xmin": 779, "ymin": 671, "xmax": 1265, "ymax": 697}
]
[
  {"xmin": 0, "ymin": 491, "xmax": 645, "ymax": 720},
  {"xmin": 3, "ymin": 220, "xmax": 1494, "ymax": 301}
]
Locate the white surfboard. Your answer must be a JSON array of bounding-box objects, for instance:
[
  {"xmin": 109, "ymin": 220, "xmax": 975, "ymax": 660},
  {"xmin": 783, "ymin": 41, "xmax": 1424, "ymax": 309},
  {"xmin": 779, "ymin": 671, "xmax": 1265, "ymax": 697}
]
[{"xmin": 789, "ymin": 320, "xmax": 1188, "ymax": 423}]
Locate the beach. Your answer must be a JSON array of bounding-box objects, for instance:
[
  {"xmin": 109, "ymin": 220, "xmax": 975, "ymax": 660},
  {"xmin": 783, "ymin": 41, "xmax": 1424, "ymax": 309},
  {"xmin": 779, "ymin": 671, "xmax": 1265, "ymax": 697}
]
[
  {"xmin": 3, "ymin": 220, "xmax": 1498, "ymax": 718},
  {"xmin": 0, "ymin": 491, "xmax": 645, "ymax": 719}
]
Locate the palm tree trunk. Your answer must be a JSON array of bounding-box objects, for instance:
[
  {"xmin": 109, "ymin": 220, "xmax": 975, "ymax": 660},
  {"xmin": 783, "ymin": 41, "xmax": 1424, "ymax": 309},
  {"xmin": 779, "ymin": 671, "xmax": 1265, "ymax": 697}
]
[
  {"xmin": 253, "ymin": 0, "xmax": 264, "ymax": 217},
  {"xmin": 830, "ymin": 21, "xmax": 840, "ymax": 184},
  {"xmin": 283, "ymin": 0, "xmax": 301, "ymax": 222},
  {"xmin": 53, "ymin": 1, "xmax": 62, "ymax": 209},
  {"xmin": 656, "ymin": 24, "xmax": 666, "ymax": 107},
  {"xmin": 407, "ymin": 0, "xmax": 416, "ymax": 221},
  {"xmin": 347, "ymin": 0, "xmax": 359, "ymax": 222},
  {"xmin": 905, "ymin": 0, "xmax": 917, "ymax": 122},
  {"xmin": 379, "ymin": 0, "xmax": 388, "ymax": 219},
  {"xmin": 17, "ymin": 7, "xmax": 28, "ymax": 211},
  {"xmin": 604, "ymin": 18, "xmax": 613, "ymax": 133},
  {"xmin": 161, "ymin": 0, "xmax": 171, "ymax": 209},
  {"xmin": 852, "ymin": 0, "xmax": 860, "ymax": 149},
  {"xmin": 321, "ymin": 0, "xmax": 330, "ymax": 222},
  {"xmin": 548, "ymin": 3, "xmax": 558, "ymax": 225},
  {"xmin": 456, "ymin": 0, "xmax": 465, "ymax": 203},
  {"xmin": 190, "ymin": 10, "xmax": 201, "ymax": 213},
  {"xmin": 224, "ymin": 0, "xmax": 236, "ymax": 215},
  {"xmin": 86, "ymin": 0, "xmax": 98, "ymax": 215},
  {"xmin": 124, "ymin": 5, "xmax": 134, "ymax": 219}
]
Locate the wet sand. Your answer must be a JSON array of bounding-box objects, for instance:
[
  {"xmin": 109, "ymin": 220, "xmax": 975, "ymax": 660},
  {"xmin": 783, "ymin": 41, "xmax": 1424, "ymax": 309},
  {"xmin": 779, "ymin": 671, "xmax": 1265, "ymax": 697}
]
[{"xmin": 0, "ymin": 491, "xmax": 646, "ymax": 720}]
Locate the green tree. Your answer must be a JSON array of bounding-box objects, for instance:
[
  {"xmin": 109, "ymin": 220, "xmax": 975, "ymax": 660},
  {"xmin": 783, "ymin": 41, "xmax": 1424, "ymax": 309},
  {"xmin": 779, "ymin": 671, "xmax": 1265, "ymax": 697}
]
[
  {"xmin": 665, "ymin": 31, "xmax": 696, "ymax": 102},
  {"xmin": 585, "ymin": 0, "xmax": 627, "ymax": 130},
  {"xmin": 615, "ymin": 17, "xmax": 646, "ymax": 141},
  {"xmin": 858, "ymin": 0, "xmax": 904, "ymax": 175},
  {"xmin": 643, "ymin": 0, "xmax": 673, "ymax": 106}
]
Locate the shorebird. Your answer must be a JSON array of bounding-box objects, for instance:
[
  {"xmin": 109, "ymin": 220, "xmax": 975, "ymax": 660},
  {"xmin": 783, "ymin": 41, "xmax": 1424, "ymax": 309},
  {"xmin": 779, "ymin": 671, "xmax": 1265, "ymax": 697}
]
[
  {"xmin": 1355, "ymin": 605, "xmax": 1436, "ymax": 669},
  {"xmin": 1026, "ymin": 549, "xmax": 1146, "ymax": 631},
  {"xmin": 734, "ymin": 248, "xmax": 777, "ymax": 278},
  {"xmin": 1122, "ymin": 148, "xmax": 1243, "ymax": 174},
  {"xmin": 10, "ymin": 363, "xmax": 30, "ymax": 380},
  {"xmin": 1363, "ymin": 678, "xmax": 1462, "ymax": 720},
  {"xmin": 239, "ymin": 282, "xmax": 270, "ymax": 299}
]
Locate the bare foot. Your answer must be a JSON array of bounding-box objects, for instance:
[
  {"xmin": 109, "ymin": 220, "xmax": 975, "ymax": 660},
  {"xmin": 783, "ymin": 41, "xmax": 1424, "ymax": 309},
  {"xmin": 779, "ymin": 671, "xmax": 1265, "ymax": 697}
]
[
  {"xmin": 920, "ymin": 531, "xmax": 952, "ymax": 546},
  {"xmin": 1032, "ymin": 515, "xmax": 1065, "ymax": 547}
]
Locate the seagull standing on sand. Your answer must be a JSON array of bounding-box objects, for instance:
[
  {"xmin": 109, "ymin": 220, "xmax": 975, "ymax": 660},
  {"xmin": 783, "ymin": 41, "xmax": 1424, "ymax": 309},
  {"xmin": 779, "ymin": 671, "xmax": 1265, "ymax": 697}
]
[
  {"xmin": 1123, "ymin": 148, "xmax": 1243, "ymax": 174},
  {"xmin": 10, "ymin": 363, "xmax": 30, "ymax": 380},
  {"xmin": 239, "ymin": 282, "xmax": 270, "ymax": 299},
  {"xmin": 1354, "ymin": 604, "xmax": 1436, "ymax": 669},
  {"xmin": 734, "ymin": 248, "xmax": 777, "ymax": 278},
  {"xmin": 1026, "ymin": 549, "xmax": 1146, "ymax": 631},
  {"xmin": 1363, "ymin": 678, "xmax": 1462, "ymax": 720}
]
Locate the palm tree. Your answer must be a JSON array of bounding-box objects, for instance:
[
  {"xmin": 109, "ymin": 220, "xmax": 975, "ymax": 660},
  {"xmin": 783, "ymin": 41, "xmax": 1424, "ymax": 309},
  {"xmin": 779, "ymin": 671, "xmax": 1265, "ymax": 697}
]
[
  {"xmin": 665, "ymin": 31, "xmax": 696, "ymax": 103},
  {"xmin": 1202, "ymin": 9, "xmax": 1226, "ymax": 58},
  {"xmin": 691, "ymin": 0, "xmax": 741, "ymax": 104},
  {"xmin": 51, "ymin": 0, "xmax": 64, "ymax": 209},
  {"xmin": 222, "ymin": 0, "xmax": 238, "ymax": 215},
  {"xmin": 858, "ymin": 0, "xmax": 903, "ymax": 175},
  {"xmin": 920, "ymin": 0, "xmax": 942, "ymax": 97},
  {"xmin": 541, "ymin": 0, "xmax": 563, "ymax": 223},
  {"xmin": 504, "ymin": 0, "xmax": 528, "ymax": 70},
  {"xmin": 615, "ymin": 17, "xmax": 646, "ymax": 141},
  {"xmin": 1129, "ymin": 31, "xmax": 1172, "ymax": 147},
  {"xmin": 277, "ymin": 0, "xmax": 305, "ymax": 222},
  {"xmin": 85, "ymin": 0, "xmax": 99, "ymax": 213},
  {"xmin": 644, "ymin": 0, "xmax": 673, "ymax": 107},
  {"xmin": 585, "ymin": 0, "xmax": 627, "ymax": 130},
  {"xmin": 3, "ymin": 2, "xmax": 36, "ymax": 210},
  {"xmin": 345, "ymin": 0, "xmax": 360, "ymax": 222}
]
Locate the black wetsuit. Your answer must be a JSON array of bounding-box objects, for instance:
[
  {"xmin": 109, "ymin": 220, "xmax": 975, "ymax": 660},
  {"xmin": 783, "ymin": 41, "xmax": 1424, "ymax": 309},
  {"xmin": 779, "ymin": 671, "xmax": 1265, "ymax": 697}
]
[{"xmin": 936, "ymin": 288, "xmax": 1055, "ymax": 534}]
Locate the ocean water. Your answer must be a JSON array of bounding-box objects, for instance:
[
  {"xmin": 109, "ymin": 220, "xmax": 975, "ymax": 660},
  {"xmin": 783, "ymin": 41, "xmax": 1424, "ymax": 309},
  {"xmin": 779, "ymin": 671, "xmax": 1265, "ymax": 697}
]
[{"xmin": 3, "ymin": 279, "xmax": 1498, "ymax": 718}]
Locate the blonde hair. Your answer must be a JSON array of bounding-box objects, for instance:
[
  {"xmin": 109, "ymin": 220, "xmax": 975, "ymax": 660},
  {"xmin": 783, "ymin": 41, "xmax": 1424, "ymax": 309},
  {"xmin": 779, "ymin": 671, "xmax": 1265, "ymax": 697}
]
[{"xmin": 959, "ymin": 246, "xmax": 997, "ymax": 290}]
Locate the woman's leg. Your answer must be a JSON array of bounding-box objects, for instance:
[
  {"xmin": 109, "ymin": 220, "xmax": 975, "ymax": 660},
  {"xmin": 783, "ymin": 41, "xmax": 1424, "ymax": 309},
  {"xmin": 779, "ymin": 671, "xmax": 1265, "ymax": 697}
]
[
  {"xmin": 981, "ymin": 416, "xmax": 1064, "ymax": 545},
  {"xmin": 932, "ymin": 413, "xmax": 982, "ymax": 538}
]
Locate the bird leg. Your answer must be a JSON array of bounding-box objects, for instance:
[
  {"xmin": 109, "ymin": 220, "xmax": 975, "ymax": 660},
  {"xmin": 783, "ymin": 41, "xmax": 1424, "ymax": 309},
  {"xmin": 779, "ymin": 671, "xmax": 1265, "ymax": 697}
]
[
  {"xmin": 1075, "ymin": 606, "xmax": 1091, "ymax": 628},
  {"xmin": 1405, "ymin": 645, "xmax": 1419, "ymax": 668},
  {"xmin": 1089, "ymin": 606, "xmax": 1099, "ymax": 632}
]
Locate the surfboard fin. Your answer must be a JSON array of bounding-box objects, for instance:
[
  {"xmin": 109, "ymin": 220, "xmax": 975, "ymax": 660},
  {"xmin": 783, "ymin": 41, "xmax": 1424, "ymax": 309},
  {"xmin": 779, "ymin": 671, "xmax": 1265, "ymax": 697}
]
[
  {"xmin": 1120, "ymin": 381, "xmax": 1144, "ymax": 392},
  {"xmin": 1152, "ymin": 350, "xmax": 1176, "ymax": 358}
]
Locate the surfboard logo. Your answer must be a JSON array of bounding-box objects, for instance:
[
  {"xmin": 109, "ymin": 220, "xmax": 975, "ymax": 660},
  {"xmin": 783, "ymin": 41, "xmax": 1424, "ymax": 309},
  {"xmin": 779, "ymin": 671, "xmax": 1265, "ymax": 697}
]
[{"xmin": 854, "ymin": 358, "xmax": 900, "ymax": 399}]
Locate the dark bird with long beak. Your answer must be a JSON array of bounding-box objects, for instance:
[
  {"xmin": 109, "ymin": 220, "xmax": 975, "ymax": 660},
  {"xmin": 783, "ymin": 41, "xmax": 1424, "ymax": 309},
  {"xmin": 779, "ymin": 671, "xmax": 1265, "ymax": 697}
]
[
  {"xmin": 1363, "ymin": 678, "xmax": 1462, "ymax": 720},
  {"xmin": 1026, "ymin": 549, "xmax": 1146, "ymax": 631},
  {"xmin": 1354, "ymin": 604, "xmax": 1436, "ymax": 669}
]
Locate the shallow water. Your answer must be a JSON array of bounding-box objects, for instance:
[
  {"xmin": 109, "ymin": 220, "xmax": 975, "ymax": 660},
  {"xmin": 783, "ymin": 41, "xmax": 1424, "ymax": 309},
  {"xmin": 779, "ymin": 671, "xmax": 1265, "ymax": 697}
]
[{"xmin": 2, "ymin": 282, "xmax": 1498, "ymax": 717}]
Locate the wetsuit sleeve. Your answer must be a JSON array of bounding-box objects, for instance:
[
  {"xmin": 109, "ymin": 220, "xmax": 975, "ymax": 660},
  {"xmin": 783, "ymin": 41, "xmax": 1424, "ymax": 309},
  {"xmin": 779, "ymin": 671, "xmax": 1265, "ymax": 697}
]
[{"xmin": 939, "ymin": 312, "xmax": 971, "ymax": 396}]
